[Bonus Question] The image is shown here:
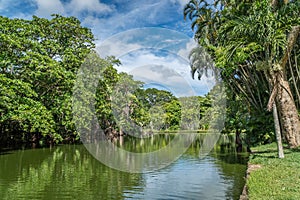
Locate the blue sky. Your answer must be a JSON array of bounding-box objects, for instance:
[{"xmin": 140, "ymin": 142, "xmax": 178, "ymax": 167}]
[
  {"xmin": 0, "ymin": 0, "xmax": 216, "ymax": 96},
  {"xmin": 0, "ymin": 0, "xmax": 192, "ymax": 39}
]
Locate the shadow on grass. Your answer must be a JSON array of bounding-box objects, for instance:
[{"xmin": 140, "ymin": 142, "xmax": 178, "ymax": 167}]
[
  {"xmin": 251, "ymin": 154, "xmax": 277, "ymax": 159},
  {"xmin": 251, "ymin": 146, "xmax": 298, "ymax": 160},
  {"xmin": 290, "ymin": 148, "xmax": 300, "ymax": 153},
  {"xmin": 0, "ymin": 147, "xmax": 17, "ymax": 155},
  {"xmin": 0, "ymin": 150, "xmax": 13, "ymax": 155}
]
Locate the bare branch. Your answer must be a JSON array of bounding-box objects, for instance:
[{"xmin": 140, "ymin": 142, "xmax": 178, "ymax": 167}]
[{"xmin": 267, "ymin": 86, "xmax": 278, "ymax": 111}]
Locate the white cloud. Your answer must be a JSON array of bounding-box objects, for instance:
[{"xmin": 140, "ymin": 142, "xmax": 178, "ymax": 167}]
[
  {"xmin": 95, "ymin": 27, "xmax": 194, "ymax": 61},
  {"xmin": 9, "ymin": 0, "xmax": 193, "ymax": 43},
  {"xmin": 35, "ymin": 0, "xmax": 65, "ymax": 17},
  {"xmin": 178, "ymin": 38, "xmax": 197, "ymax": 60},
  {"xmin": 115, "ymin": 49, "xmax": 214, "ymax": 96},
  {"xmin": 129, "ymin": 65, "xmax": 195, "ymax": 97},
  {"xmin": 87, "ymin": 0, "xmax": 192, "ymax": 41},
  {"xmin": 33, "ymin": 0, "xmax": 114, "ymax": 18},
  {"xmin": 96, "ymin": 38, "xmax": 142, "ymax": 58},
  {"xmin": 66, "ymin": 0, "xmax": 114, "ymax": 15}
]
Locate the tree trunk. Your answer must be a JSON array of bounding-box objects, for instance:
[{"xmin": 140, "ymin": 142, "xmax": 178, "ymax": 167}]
[
  {"xmin": 235, "ymin": 129, "xmax": 243, "ymax": 153},
  {"xmin": 277, "ymin": 72, "xmax": 300, "ymax": 148},
  {"xmin": 272, "ymin": 102, "xmax": 284, "ymax": 158}
]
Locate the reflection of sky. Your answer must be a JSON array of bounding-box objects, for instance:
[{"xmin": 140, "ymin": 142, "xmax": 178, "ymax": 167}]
[{"xmin": 124, "ymin": 156, "xmax": 231, "ymax": 200}]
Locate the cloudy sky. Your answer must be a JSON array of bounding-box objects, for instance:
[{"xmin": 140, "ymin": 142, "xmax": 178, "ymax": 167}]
[{"xmin": 0, "ymin": 0, "xmax": 216, "ymax": 96}]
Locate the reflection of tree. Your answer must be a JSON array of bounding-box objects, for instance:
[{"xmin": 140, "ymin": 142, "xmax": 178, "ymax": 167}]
[
  {"xmin": 120, "ymin": 134, "xmax": 175, "ymax": 153},
  {"xmin": 213, "ymin": 134, "xmax": 248, "ymax": 200},
  {"xmin": 213, "ymin": 152, "xmax": 248, "ymax": 200},
  {"xmin": 0, "ymin": 135, "xmax": 249, "ymax": 200},
  {"xmin": 0, "ymin": 146, "xmax": 143, "ymax": 199},
  {"xmin": 185, "ymin": 134, "xmax": 248, "ymax": 200}
]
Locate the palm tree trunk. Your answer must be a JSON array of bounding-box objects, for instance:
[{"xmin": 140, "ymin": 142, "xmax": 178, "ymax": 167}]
[
  {"xmin": 268, "ymin": 25, "xmax": 300, "ymax": 148},
  {"xmin": 276, "ymin": 72, "xmax": 300, "ymax": 148},
  {"xmin": 272, "ymin": 102, "xmax": 284, "ymax": 158}
]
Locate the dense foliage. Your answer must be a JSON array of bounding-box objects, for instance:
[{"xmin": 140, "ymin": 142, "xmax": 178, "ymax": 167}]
[
  {"xmin": 0, "ymin": 15, "xmax": 211, "ymax": 147},
  {"xmin": 0, "ymin": 15, "xmax": 94, "ymax": 146},
  {"xmin": 184, "ymin": 0, "xmax": 300, "ymax": 149}
]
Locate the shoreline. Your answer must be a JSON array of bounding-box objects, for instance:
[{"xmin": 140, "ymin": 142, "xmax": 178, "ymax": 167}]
[
  {"xmin": 239, "ymin": 162, "xmax": 262, "ymax": 200},
  {"xmin": 239, "ymin": 143, "xmax": 300, "ymax": 200}
]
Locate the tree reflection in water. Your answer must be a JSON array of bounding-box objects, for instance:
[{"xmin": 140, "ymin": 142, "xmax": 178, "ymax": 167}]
[{"xmin": 0, "ymin": 133, "xmax": 248, "ymax": 200}]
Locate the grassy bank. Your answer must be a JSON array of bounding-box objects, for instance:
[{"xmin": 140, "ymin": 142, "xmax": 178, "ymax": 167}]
[{"xmin": 246, "ymin": 143, "xmax": 300, "ymax": 200}]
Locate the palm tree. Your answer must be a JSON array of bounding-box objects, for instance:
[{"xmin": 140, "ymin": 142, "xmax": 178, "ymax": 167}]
[
  {"xmin": 189, "ymin": 46, "xmax": 217, "ymax": 80},
  {"xmin": 184, "ymin": 0, "xmax": 300, "ymax": 150},
  {"xmin": 218, "ymin": 0, "xmax": 300, "ymax": 148}
]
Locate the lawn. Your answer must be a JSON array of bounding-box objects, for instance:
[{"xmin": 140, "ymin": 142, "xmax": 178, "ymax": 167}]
[{"xmin": 247, "ymin": 143, "xmax": 300, "ymax": 200}]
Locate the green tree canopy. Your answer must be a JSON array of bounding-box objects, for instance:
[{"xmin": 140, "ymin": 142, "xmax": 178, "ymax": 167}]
[{"xmin": 0, "ymin": 15, "xmax": 94, "ymax": 145}]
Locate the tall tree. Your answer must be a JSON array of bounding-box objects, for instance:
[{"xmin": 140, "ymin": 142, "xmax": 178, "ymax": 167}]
[
  {"xmin": 0, "ymin": 74, "xmax": 57, "ymax": 145},
  {"xmin": 184, "ymin": 0, "xmax": 300, "ymax": 149},
  {"xmin": 218, "ymin": 0, "xmax": 300, "ymax": 148},
  {"xmin": 0, "ymin": 15, "xmax": 95, "ymax": 144}
]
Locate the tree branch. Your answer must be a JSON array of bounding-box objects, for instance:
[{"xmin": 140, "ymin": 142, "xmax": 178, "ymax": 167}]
[{"xmin": 267, "ymin": 85, "xmax": 278, "ymax": 111}]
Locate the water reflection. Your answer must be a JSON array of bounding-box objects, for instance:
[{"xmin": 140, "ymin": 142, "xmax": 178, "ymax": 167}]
[
  {"xmin": 0, "ymin": 146, "xmax": 143, "ymax": 200},
  {"xmin": 83, "ymin": 133, "xmax": 197, "ymax": 173},
  {"xmin": 0, "ymin": 134, "xmax": 248, "ymax": 200}
]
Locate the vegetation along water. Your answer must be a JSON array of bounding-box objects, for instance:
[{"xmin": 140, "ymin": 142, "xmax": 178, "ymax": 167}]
[
  {"xmin": 0, "ymin": 134, "xmax": 248, "ymax": 200},
  {"xmin": 1, "ymin": 0, "xmax": 300, "ymax": 199}
]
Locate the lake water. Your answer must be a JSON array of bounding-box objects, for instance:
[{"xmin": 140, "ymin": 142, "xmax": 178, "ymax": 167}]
[{"xmin": 0, "ymin": 134, "xmax": 248, "ymax": 200}]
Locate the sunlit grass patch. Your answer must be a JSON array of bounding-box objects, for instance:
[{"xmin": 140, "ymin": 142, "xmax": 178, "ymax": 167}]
[{"xmin": 247, "ymin": 143, "xmax": 300, "ymax": 200}]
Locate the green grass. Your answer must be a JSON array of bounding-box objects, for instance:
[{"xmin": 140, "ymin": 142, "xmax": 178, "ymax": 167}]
[{"xmin": 247, "ymin": 143, "xmax": 300, "ymax": 200}]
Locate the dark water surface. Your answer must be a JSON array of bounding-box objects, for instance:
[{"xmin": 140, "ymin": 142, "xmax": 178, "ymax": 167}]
[{"xmin": 0, "ymin": 134, "xmax": 248, "ymax": 200}]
